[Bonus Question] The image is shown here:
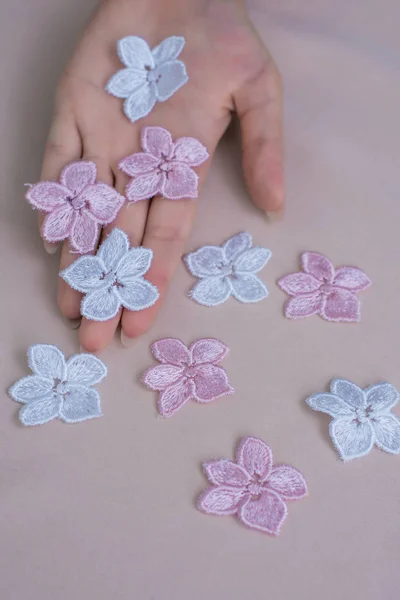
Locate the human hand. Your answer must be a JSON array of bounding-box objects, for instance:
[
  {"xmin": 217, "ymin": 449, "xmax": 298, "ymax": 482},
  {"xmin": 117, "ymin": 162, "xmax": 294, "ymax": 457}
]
[{"xmin": 37, "ymin": 0, "xmax": 283, "ymax": 351}]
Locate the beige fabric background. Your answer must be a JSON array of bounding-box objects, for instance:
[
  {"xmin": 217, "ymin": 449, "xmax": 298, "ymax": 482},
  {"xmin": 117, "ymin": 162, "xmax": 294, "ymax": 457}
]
[{"xmin": 1, "ymin": 1, "xmax": 399, "ymax": 599}]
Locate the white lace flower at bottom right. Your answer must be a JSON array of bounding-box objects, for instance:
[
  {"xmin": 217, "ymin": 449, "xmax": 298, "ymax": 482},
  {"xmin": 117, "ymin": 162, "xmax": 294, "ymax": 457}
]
[{"xmin": 306, "ymin": 379, "xmax": 400, "ymax": 460}]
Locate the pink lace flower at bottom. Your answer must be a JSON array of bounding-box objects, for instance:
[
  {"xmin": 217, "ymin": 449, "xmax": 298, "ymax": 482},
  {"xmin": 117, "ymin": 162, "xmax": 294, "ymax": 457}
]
[
  {"xmin": 142, "ymin": 338, "xmax": 233, "ymax": 417},
  {"xmin": 278, "ymin": 252, "xmax": 371, "ymax": 322},
  {"xmin": 198, "ymin": 437, "xmax": 308, "ymax": 535}
]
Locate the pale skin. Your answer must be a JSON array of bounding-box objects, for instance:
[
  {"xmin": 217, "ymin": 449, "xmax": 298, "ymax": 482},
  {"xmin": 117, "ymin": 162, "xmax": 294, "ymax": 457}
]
[{"xmin": 39, "ymin": 0, "xmax": 284, "ymax": 351}]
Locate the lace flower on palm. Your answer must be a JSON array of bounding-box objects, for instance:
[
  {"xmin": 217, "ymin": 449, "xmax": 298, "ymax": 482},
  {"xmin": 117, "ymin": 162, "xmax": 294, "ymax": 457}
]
[
  {"xmin": 142, "ymin": 338, "xmax": 233, "ymax": 417},
  {"xmin": 198, "ymin": 437, "xmax": 308, "ymax": 535},
  {"xmin": 60, "ymin": 228, "xmax": 159, "ymax": 321},
  {"xmin": 106, "ymin": 36, "xmax": 188, "ymax": 123},
  {"xmin": 26, "ymin": 161, "xmax": 125, "ymax": 254},
  {"xmin": 307, "ymin": 379, "xmax": 400, "ymax": 460},
  {"xmin": 184, "ymin": 232, "xmax": 271, "ymax": 306},
  {"xmin": 8, "ymin": 344, "xmax": 107, "ymax": 426},
  {"xmin": 119, "ymin": 127, "xmax": 208, "ymax": 201}
]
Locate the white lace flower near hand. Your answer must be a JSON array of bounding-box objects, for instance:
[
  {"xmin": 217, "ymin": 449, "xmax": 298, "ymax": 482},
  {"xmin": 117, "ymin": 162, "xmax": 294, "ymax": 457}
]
[
  {"xmin": 106, "ymin": 36, "xmax": 188, "ymax": 123},
  {"xmin": 184, "ymin": 232, "xmax": 271, "ymax": 306},
  {"xmin": 8, "ymin": 344, "xmax": 107, "ymax": 426},
  {"xmin": 60, "ymin": 228, "xmax": 159, "ymax": 321},
  {"xmin": 307, "ymin": 379, "xmax": 400, "ymax": 460}
]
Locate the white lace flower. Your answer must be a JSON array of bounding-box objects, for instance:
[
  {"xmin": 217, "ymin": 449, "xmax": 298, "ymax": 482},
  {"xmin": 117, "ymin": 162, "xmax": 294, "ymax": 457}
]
[
  {"xmin": 60, "ymin": 228, "xmax": 159, "ymax": 321},
  {"xmin": 8, "ymin": 344, "xmax": 107, "ymax": 426},
  {"xmin": 106, "ymin": 36, "xmax": 188, "ymax": 123},
  {"xmin": 307, "ymin": 379, "xmax": 400, "ymax": 460},
  {"xmin": 184, "ymin": 232, "xmax": 271, "ymax": 306}
]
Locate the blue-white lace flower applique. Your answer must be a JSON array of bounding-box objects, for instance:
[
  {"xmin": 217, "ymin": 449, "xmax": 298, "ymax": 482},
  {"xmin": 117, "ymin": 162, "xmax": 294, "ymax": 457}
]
[
  {"xmin": 8, "ymin": 344, "xmax": 107, "ymax": 426},
  {"xmin": 60, "ymin": 228, "xmax": 159, "ymax": 322},
  {"xmin": 106, "ymin": 36, "xmax": 188, "ymax": 123},
  {"xmin": 184, "ymin": 232, "xmax": 272, "ymax": 306},
  {"xmin": 307, "ymin": 379, "xmax": 400, "ymax": 461}
]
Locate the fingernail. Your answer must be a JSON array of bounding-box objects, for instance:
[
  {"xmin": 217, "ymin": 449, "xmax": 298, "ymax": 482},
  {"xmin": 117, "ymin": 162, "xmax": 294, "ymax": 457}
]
[
  {"xmin": 265, "ymin": 208, "xmax": 284, "ymax": 222},
  {"xmin": 121, "ymin": 330, "xmax": 136, "ymax": 348},
  {"xmin": 44, "ymin": 241, "xmax": 59, "ymax": 254},
  {"xmin": 79, "ymin": 345, "xmax": 86, "ymax": 353},
  {"xmin": 62, "ymin": 316, "xmax": 81, "ymax": 330}
]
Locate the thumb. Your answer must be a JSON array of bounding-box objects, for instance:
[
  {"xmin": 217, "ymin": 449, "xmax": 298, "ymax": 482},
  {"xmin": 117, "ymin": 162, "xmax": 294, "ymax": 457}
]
[{"xmin": 234, "ymin": 56, "xmax": 284, "ymax": 215}]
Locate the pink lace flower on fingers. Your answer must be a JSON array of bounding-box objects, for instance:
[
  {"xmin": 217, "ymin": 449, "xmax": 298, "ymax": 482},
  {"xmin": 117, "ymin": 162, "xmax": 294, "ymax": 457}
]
[
  {"xmin": 198, "ymin": 437, "xmax": 308, "ymax": 535},
  {"xmin": 142, "ymin": 338, "xmax": 233, "ymax": 417},
  {"xmin": 26, "ymin": 161, "xmax": 125, "ymax": 254},
  {"xmin": 119, "ymin": 126, "xmax": 209, "ymax": 202},
  {"xmin": 278, "ymin": 252, "xmax": 371, "ymax": 322}
]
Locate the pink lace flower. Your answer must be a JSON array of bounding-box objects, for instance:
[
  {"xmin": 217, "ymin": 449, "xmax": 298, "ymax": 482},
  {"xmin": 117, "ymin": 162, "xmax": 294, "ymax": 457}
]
[
  {"xmin": 26, "ymin": 161, "xmax": 125, "ymax": 254},
  {"xmin": 142, "ymin": 338, "xmax": 233, "ymax": 417},
  {"xmin": 119, "ymin": 126, "xmax": 209, "ymax": 202},
  {"xmin": 198, "ymin": 437, "xmax": 308, "ymax": 535},
  {"xmin": 278, "ymin": 252, "xmax": 371, "ymax": 322}
]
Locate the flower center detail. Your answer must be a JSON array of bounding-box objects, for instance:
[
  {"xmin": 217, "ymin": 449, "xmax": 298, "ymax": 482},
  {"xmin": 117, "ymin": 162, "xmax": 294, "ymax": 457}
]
[
  {"xmin": 100, "ymin": 271, "xmax": 124, "ymax": 291},
  {"xmin": 70, "ymin": 195, "xmax": 86, "ymax": 210},
  {"xmin": 245, "ymin": 476, "xmax": 264, "ymax": 499},
  {"xmin": 218, "ymin": 261, "xmax": 236, "ymax": 278},
  {"xmin": 159, "ymin": 161, "xmax": 172, "ymax": 173},
  {"xmin": 146, "ymin": 67, "xmax": 161, "ymax": 84},
  {"xmin": 53, "ymin": 379, "xmax": 69, "ymax": 398},
  {"xmin": 184, "ymin": 366, "xmax": 197, "ymax": 379},
  {"xmin": 320, "ymin": 283, "xmax": 335, "ymax": 295},
  {"xmin": 353, "ymin": 405, "xmax": 373, "ymax": 424}
]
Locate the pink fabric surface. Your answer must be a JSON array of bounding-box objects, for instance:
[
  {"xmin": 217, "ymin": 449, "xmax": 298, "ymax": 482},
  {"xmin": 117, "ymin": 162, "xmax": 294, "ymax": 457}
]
[{"xmin": 1, "ymin": 1, "xmax": 400, "ymax": 599}]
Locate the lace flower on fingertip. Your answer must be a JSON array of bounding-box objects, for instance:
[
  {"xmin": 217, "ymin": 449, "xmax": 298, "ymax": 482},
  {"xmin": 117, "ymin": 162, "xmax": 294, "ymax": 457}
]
[
  {"xmin": 106, "ymin": 36, "xmax": 188, "ymax": 123},
  {"xmin": 184, "ymin": 232, "xmax": 271, "ymax": 306},
  {"xmin": 8, "ymin": 344, "xmax": 107, "ymax": 426}
]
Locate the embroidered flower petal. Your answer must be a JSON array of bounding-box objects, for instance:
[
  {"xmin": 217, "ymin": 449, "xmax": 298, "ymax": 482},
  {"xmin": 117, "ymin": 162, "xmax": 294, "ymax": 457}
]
[
  {"xmin": 155, "ymin": 60, "xmax": 188, "ymax": 101},
  {"xmin": 189, "ymin": 277, "xmax": 232, "ymax": 307},
  {"xmin": 26, "ymin": 182, "xmax": 69, "ymax": 211},
  {"xmin": 98, "ymin": 228, "xmax": 130, "ymax": 271},
  {"xmin": 59, "ymin": 385, "xmax": 102, "ymax": 423},
  {"xmin": 371, "ymin": 415, "xmax": 400, "ymax": 454},
  {"xmin": 278, "ymin": 272, "xmax": 321, "ymax": 296},
  {"xmin": 267, "ymin": 465, "xmax": 308, "ymax": 500},
  {"xmin": 230, "ymin": 274, "xmax": 268, "ymax": 303},
  {"xmin": 60, "ymin": 161, "xmax": 96, "ymax": 195},
  {"xmin": 330, "ymin": 378, "xmax": 366, "ymax": 409},
  {"xmin": 80, "ymin": 184, "xmax": 124, "ymax": 223},
  {"xmin": 198, "ymin": 486, "xmax": 247, "ymax": 516},
  {"xmin": 142, "ymin": 126, "xmax": 173, "ymax": 158},
  {"xmin": 19, "ymin": 396, "xmax": 61, "ymax": 427},
  {"xmin": 117, "ymin": 36, "xmax": 154, "ymax": 70},
  {"xmin": 69, "ymin": 211, "xmax": 100, "ymax": 254},
  {"xmin": 203, "ymin": 460, "xmax": 250, "ymax": 487},
  {"xmin": 151, "ymin": 338, "xmax": 191, "ymax": 365},
  {"xmin": 105, "ymin": 68, "xmax": 147, "ymax": 98},
  {"xmin": 332, "ymin": 267, "xmax": 372, "ymax": 291},
  {"xmin": 27, "ymin": 344, "xmax": 66, "ymax": 380},
  {"xmin": 365, "ymin": 383, "xmax": 399, "ymax": 413},
  {"xmin": 66, "ymin": 354, "xmax": 107, "ymax": 386},
  {"xmin": 117, "ymin": 279, "xmax": 159, "ymax": 311},
  {"xmin": 60, "ymin": 256, "xmax": 106, "ymax": 293},
  {"xmin": 236, "ymin": 437, "xmax": 273, "ymax": 481},
  {"xmin": 116, "ymin": 247, "xmax": 153, "ymax": 280},
  {"xmin": 143, "ymin": 365, "xmax": 184, "ymax": 390},
  {"xmin": 126, "ymin": 171, "xmax": 162, "ymax": 202},
  {"xmin": 238, "ymin": 490, "xmax": 287, "ymax": 535},
  {"xmin": 119, "ymin": 152, "xmax": 160, "ymax": 176},
  {"xmin": 162, "ymin": 163, "xmax": 199, "ymax": 199},
  {"xmin": 124, "ymin": 82, "xmax": 157, "ymax": 123},
  {"xmin": 9, "ymin": 376, "xmax": 53, "ymax": 404},
  {"xmin": 151, "ymin": 36, "xmax": 185, "ymax": 64},
  {"xmin": 329, "ymin": 418, "xmax": 374, "ymax": 460},
  {"xmin": 157, "ymin": 378, "xmax": 194, "ymax": 417},
  {"xmin": 321, "ymin": 288, "xmax": 360, "ymax": 322},
  {"xmin": 42, "ymin": 204, "xmax": 75, "ymax": 243},
  {"xmin": 184, "ymin": 246, "xmax": 226, "ymax": 277},
  {"xmin": 302, "ymin": 252, "xmax": 335, "ymax": 282},
  {"xmin": 284, "ymin": 292, "xmax": 322, "ymax": 319},
  {"xmin": 234, "ymin": 247, "xmax": 271, "ymax": 273},
  {"xmin": 306, "ymin": 393, "xmax": 355, "ymax": 418},
  {"xmin": 81, "ymin": 288, "xmax": 121, "ymax": 322},
  {"xmin": 223, "ymin": 232, "xmax": 252, "ymax": 262},
  {"xmin": 190, "ymin": 338, "xmax": 229, "ymax": 364},
  {"xmin": 193, "ymin": 364, "xmax": 233, "ymax": 402},
  {"xmin": 172, "ymin": 137, "xmax": 209, "ymax": 166}
]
